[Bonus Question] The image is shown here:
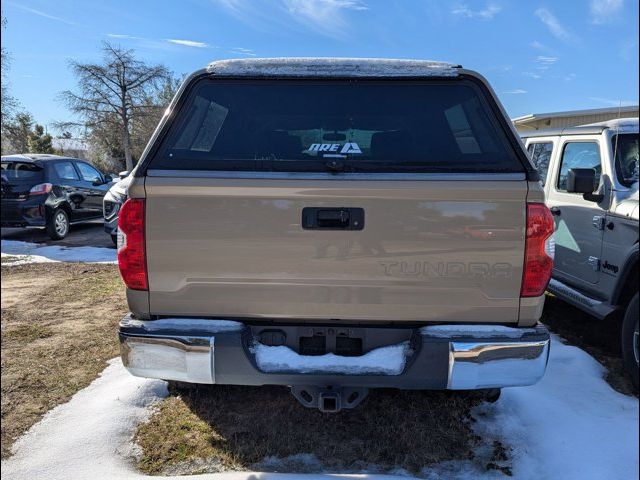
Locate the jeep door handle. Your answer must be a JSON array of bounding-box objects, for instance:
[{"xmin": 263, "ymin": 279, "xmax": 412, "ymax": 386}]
[{"xmin": 549, "ymin": 207, "xmax": 561, "ymax": 216}]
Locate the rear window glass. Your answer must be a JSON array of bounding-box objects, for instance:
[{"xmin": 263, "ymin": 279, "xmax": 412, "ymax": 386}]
[
  {"xmin": 1, "ymin": 161, "xmax": 44, "ymax": 181},
  {"xmin": 148, "ymin": 79, "xmax": 523, "ymax": 174}
]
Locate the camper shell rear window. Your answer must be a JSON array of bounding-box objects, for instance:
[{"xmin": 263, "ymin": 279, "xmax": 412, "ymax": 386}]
[{"xmin": 146, "ymin": 78, "xmax": 525, "ymax": 174}]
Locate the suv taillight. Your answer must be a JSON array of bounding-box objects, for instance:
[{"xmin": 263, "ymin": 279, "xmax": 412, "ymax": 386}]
[
  {"xmin": 29, "ymin": 183, "xmax": 53, "ymax": 196},
  {"xmin": 117, "ymin": 198, "xmax": 147, "ymax": 290},
  {"xmin": 521, "ymin": 203, "xmax": 555, "ymax": 297}
]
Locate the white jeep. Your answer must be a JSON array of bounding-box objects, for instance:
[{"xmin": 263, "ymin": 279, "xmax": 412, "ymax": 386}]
[{"xmin": 522, "ymin": 118, "xmax": 639, "ymax": 389}]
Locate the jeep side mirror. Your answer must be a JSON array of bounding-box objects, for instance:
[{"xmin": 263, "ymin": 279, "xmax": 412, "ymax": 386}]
[
  {"xmin": 567, "ymin": 168, "xmax": 604, "ymax": 202},
  {"xmin": 567, "ymin": 168, "xmax": 596, "ymax": 194},
  {"xmin": 118, "ymin": 170, "xmax": 130, "ymax": 180},
  {"xmin": 104, "ymin": 174, "xmax": 114, "ymax": 183}
]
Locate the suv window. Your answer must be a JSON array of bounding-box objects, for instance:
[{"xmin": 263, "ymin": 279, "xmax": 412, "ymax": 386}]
[
  {"xmin": 1, "ymin": 161, "xmax": 44, "ymax": 181},
  {"xmin": 53, "ymin": 161, "xmax": 80, "ymax": 181},
  {"xmin": 148, "ymin": 79, "xmax": 523, "ymax": 174},
  {"xmin": 612, "ymin": 133, "xmax": 639, "ymax": 187},
  {"xmin": 76, "ymin": 162, "xmax": 102, "ymax": 183},
  {"xmin": 557, "ymin": 142, "xmax": 601, "ymax": 192},
  {"xmin": 527, "ymin": 142, "xmax": 553, "ymax": 186}
]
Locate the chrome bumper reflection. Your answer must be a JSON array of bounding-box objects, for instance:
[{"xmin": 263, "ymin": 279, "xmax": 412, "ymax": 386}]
[
  {"xmin": 120, "ymin": 335, "xmax": 215, "ymax": 383},
  {"xmin": 447, "ymin": 339, "xmax": 550, "ymax": 389}
]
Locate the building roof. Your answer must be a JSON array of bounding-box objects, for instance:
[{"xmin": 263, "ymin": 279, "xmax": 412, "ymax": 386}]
[
  {"xmin": 206, "ymin": 58, "xmax": 461, "ymax": 78},
  {"xmin": 513, "ymin": 105, "xmax": 639, "ymax": 126}
]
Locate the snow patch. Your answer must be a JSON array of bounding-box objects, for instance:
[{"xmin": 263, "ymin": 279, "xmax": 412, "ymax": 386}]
[
  {"xmin": 421, "ymin": 324, "xmax": 528, "ymax": 339},
  {"xmin": 252, "ymin": 454, "xmax": 324, "ymax": 474},
  {"xmin": 251, "ymin": 341, "xmax": 410, "ymax": 375},
  {"xmin": 207, "ymin": 58, "xmax": 459, "ymax": 78},
  {"xmin": 2, "ymin": 358, "xmax": 167, "ymax": 480},
  {"xmin": 121, "ymin": 317, "xmax": 244, "ymax": 333},
  {"xmin": 1, "ymin": 252, "xmax": 54, "ymax": 266},
  {"xmin": 1, "ymin": 240, "xmax": 116, "ymax": 264},
  {"xmin": 471, "ymin": 334, "xmax": 639, "ymax": 480}
]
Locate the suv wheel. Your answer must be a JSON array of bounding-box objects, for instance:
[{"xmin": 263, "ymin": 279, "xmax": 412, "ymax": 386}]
[
  {"xmin": 621, "ymin": 292, "xmax": 639, "ymax": 391},
  {"xmin": 46, "ymin": 208, "xmax": 70, "ymax": 240}
]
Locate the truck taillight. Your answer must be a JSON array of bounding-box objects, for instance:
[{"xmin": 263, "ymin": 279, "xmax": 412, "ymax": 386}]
[
  {"xmin": 521, "ymin": 203, "xmax": 555, "ymax": 297},
  {"xmin": 117, "ymin": 198, "xmax": 147, "ymax": 290}
]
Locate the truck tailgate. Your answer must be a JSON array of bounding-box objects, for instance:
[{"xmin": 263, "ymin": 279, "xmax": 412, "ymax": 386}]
[{"xmin": 145, "ymin": 175, "xmax": 526, "ymax": 322}]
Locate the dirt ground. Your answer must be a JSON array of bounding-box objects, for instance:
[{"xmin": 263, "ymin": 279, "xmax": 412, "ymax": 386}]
[{"xmin": 0, "ymin": 261, "xmax": 127, "ymax": 458}]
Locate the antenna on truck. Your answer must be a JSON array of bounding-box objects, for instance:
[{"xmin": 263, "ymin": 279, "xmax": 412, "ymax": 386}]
[{"xmin": 612, "ymin": 100, "xmax": 622, "ymax": 166}]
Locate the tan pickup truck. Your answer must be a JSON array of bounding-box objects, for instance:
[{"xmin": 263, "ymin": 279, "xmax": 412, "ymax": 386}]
[{"xmin": 117, "ymin": 58, "xmax": 554, "ymax": 412}]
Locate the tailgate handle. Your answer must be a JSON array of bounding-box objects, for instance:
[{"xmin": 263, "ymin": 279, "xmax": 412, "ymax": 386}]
[
  {"xmin": 318, "ymin": 209, "xmax": 349, "ymax": 225},
  {"xmin": 302, "ymin": 207, "xmax": 364, "ymax": 230}
]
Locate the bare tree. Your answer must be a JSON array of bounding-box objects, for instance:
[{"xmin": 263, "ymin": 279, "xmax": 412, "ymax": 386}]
[
  {"xmin": 2, "ymin": 112, "xmax": 33, "ymax": 153},
  {"xmin": 1, "ymin": 14, "xmax": 19, "ymax": 151},
  {"xmin": 60, "ymin": 42, "xmax": 171, "ymax": 170}
]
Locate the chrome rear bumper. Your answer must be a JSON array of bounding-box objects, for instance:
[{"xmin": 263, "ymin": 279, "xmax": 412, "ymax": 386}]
[
  {"xmin": 447, "ymin": 339, "xmax": 549, "ymax": 389},
  {"xmin": 119, "ymin": 316, "xmax": 549, "ymax": 390}
]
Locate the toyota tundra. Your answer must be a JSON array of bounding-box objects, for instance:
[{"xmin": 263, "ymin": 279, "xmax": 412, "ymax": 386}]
[{"xmin": 117, "ymin": 58, "xmax": 554, "ymax": 411}]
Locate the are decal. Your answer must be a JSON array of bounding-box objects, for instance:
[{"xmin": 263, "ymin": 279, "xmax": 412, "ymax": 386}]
[{"xmin": 307, "ymin": 142, "xmax": 362, "ymax": 154}]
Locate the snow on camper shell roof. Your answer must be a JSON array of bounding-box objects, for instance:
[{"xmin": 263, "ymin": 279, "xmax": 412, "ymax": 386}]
[{"xmin": 205, "ymin": 58, "xmax": 461, "ymax": 78}]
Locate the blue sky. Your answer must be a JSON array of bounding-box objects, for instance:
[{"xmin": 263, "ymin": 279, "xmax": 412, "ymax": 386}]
[{"xmin": 2, "ymin": 0, "xmax": 638, "ymax": 130}]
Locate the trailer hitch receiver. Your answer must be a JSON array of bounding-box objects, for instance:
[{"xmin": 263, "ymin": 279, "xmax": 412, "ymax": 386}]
[{"xmin": 291, "ymin": 386, "xmax": 369, "ymax": 412}]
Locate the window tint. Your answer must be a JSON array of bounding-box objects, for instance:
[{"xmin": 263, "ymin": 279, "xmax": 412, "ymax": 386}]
[
  {"xmin": 148, "ymin": 79, "xmax": 523, "ymax": 174},
  {"xmin": 76, "ymin": 162, "xmax": 102, "ymax": 183},
  {"xmin": 527, "ymin": 142, "xmax": 553, "ymax": 186},
  {"xmin": 557, "ymin": 142, "xmax": 601, "ymax": 192},
  {"xmin": 612, "ymin": 134, "xmax": 639, "ymax": 187},
  {"xmin": 53, "ymin": 162, "xmax": 80, "ymax": 181}
]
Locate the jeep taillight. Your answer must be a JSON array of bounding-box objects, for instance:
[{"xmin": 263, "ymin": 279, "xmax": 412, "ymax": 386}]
[
  {"xmin": 521, "ymin": 203, "xmax": 555, "ymax": 297},
  {"xmin": 117, "ymin": 198, "xmax": 147, "ymax": 290},
  {"xmin": 29, "ymin": 183, "xmax": 53, "ymax": 196}
]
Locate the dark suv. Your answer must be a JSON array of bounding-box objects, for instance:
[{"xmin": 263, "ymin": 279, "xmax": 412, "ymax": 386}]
[{"xmin": 1, "ymin": 154, "xmax": 114, "ymax": 239}]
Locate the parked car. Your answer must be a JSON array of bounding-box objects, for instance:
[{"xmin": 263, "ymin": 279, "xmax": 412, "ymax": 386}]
[
  {"xmin": 117, "ymin": 58, "xmax": 554, "ymax": 412},
  {"xmin": 1, "ymin": 154, "xmax": 115, "ymax": 240},
  {"xmin": 522, "ymin": 118, "xmax": 639, "ymax": 389},
  {"xmin": 103, "ymin": 171, "xmax": 131, "ymax": 245}
]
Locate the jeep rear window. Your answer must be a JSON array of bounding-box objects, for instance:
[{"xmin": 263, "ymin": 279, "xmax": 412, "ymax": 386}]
[{"xmin": 148, "ymin": 79, "xmax": 523, "ymax": 174}]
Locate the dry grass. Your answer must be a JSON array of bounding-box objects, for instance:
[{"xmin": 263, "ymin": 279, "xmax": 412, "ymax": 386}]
[
  {"xmin": 1, "ymin": 262, "xmax": 127, "ymax": 458},
  {"xmin": 135, "ymin": 384, "xmax": 488, "ymax": 476}
]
